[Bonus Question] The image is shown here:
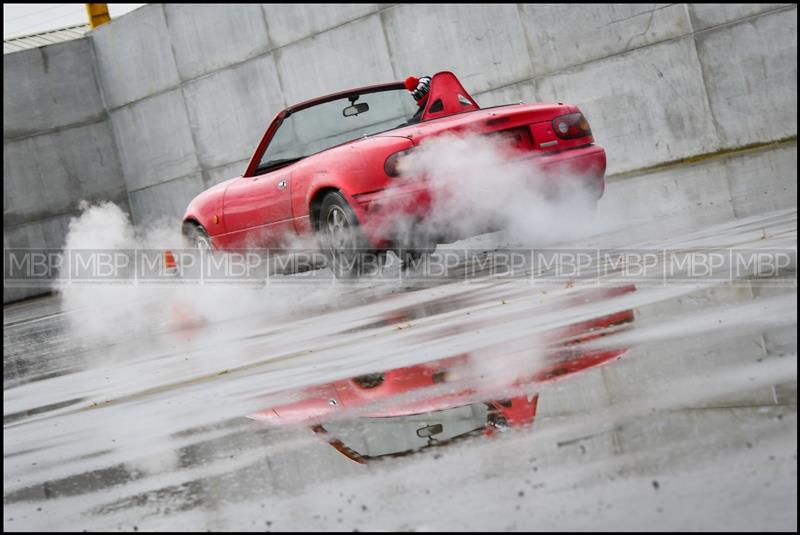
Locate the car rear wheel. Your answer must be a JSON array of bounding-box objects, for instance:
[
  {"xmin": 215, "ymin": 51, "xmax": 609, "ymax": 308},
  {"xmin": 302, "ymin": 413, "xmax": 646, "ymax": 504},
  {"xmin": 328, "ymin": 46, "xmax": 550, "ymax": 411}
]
[
  {"xmin": 398, "ymin": 227, "xmax": 437, "ymax": 271},
  {"xmin": 399, "ymin": 245, "xmax": 436, "ymax": 271},
  {"xmin": 318, "ymin": 192, "xmax": 384, "ymax": 278}
]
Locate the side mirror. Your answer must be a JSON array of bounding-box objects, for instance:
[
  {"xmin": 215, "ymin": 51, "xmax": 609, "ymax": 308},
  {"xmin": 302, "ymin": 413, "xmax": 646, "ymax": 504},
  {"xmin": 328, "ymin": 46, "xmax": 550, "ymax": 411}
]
[{"xmin": 343, "ymin": 102, "xmax": 369, "ymax": 117}]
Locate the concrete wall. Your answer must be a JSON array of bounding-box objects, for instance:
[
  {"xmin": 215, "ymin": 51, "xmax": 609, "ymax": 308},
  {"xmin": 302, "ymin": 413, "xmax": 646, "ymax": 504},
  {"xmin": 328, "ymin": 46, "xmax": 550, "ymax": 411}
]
[
  {"xmin": 3, "ymin": 3, "xmax": 798, "ymax": 302},
  {"xmin": 3, "ymin": 38, "xmax": 129, "ymax": 303}
]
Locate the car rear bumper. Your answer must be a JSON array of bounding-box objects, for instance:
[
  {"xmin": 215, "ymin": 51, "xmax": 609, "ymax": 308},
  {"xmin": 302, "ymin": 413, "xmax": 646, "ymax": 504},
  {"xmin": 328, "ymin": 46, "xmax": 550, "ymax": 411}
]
[
  {"xmin": 531, "ymin": 143, "xmax": 606, "ymax": 196},
  {"xmin": 352, "ymin": 144, "xmax": 606, "ymax": 247}
]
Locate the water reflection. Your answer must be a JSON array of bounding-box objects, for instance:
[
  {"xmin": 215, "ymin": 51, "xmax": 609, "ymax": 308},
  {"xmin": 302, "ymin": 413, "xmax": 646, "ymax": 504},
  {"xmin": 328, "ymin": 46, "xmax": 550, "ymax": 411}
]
[{"xmin": 250, "ymin": 285, "xmax": 636, "ymax": 462}]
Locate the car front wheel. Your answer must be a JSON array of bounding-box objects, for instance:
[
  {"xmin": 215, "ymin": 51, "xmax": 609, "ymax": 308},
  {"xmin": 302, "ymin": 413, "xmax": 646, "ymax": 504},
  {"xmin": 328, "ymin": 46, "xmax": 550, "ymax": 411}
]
[{"xmin": 184, "ymin": 223, "xmax": 212, "ymax": 254}]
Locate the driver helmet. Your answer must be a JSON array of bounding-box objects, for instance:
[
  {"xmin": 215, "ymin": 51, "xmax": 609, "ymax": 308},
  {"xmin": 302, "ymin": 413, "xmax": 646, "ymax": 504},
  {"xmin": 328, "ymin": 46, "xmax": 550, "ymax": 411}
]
[{"xmin": 404, "ymin": 76, "xmax": 431, "ymax": 107}]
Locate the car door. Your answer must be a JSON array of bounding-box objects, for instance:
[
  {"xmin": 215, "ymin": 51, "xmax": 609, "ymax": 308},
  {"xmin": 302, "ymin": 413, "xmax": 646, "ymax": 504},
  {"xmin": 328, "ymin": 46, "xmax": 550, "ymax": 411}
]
[{"xmin": 222, "ymin": 168, "xmax": 294, "ymax": 248}]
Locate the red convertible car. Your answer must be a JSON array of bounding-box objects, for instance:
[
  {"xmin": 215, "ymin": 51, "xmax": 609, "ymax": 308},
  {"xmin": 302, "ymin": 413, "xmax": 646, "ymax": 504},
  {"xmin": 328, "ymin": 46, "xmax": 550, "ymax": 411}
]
[{"xmin": 182, "ymin": 72, "xmax": 606, "ymax": 276}]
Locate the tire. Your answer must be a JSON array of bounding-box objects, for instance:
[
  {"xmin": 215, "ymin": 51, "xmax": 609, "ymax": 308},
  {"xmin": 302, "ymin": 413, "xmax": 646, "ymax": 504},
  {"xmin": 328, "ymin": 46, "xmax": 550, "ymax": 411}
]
[
  {"xmin": 399, "ymin": 229, "xmax": 437, "ymax": 271},
  {"xmin": 399, "ymin": 246, "xmax": 436, "ymax": 271},
  {"xmin": 317, "ymin": 192, "xmax": 384, "ymax": 278},
  {"xmin": 183, "ymin": 223, "xmax": 212, "ymax": 253}
]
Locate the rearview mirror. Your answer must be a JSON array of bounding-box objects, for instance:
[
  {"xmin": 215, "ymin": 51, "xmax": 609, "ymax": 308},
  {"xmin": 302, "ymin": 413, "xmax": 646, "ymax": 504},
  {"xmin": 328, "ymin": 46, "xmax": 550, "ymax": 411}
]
[
  {"xmin": 416, "ymin": 423, "xmax": 444, "ymax": 438},
  {"xmin": 343, "ymin": 102, "xmax": 369, "ymax": 117}
]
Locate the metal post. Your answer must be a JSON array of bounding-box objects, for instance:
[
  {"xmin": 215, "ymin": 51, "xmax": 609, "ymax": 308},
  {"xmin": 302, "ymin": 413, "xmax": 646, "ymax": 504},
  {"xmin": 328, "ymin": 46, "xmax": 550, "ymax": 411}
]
[{"xmin": 86, "ymin": 4, "xmax": 111, "ymax": 28}]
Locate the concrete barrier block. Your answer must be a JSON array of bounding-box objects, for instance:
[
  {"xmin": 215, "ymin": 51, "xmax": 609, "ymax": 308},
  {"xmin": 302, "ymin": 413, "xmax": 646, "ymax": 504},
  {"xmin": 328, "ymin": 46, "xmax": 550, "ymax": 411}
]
[
  {"xmin": 3, "ymin": 39, "xmax": 105, "ymax": 139},
  {"xmin": 165, "ymin": 4, "xmax": 270, "ymax": 81},
  {"xmin": 3, "ymin": 123, "xmax": 126, "ymax": 227},
  {"xmin": 3, "ymin": 210, "xmax": 109, "ymax": 303},
  {"xmin": 109, "ymin": 89, "xmax": 199, "ymax": 192},
  {"xmin": 275, "ymin": 14, "xmax": 395, "ymax": 104},
  {"xmin": 635, "ymin": 284, "xmax": 755, "ymax": 323},
  {"xmin": 753, "ymin": 289, "xmax": 797, "ymax": 357},
  {"xmin": 91, "ymin": 4, "xmax": 180, "ymax": 109},
  {"xmin": 536, "ymin": 367, "xmax": 611, "ymax": 417},
  {"xmin": 614, "ymin": 407, "xmax": 790, "ymax": 457},
  {"xmin": 202, "ymin": 159, "xmax": 249, "ymax": 189},
  {"xmin": 382, "ymin": 4, "xmax": 533, "ymax": 95},
  {"xmin": 518, "ymin": 4, "xmax": 691, "ymax": 77},
  {"xmin": 762, "ymin": 332, "xmax": 797, "ymax": 406},
  {"xmin": 601, "ymin": 158, "xmax": 735, "ymax": 228},
  {"xmin": 183, "ymin": 55, "xmax": 283, "ymax": 170},
  {"xmin": 724, "ymin": 143, "xmax": 798, "ymax": 218},
  {"xmin": 262, "ymin": 4, "xmax": 380, "ymax": 49},
  {"xmin": 128, "ymin": 173, "xmax": 205, "ymax": 223},
  {"xmin": 751, "ymin": 285, "xmax": 798, "ymax": 406},
  {"xmin": 4, "ymin": 212, "xmax": 73, "ymax": 250},
  {"xmin": 606, "ymin": 279, "xmax": 788, "ymax": 411},
  {"xmin": 603, "ymin": 334, "xmax": 777, "ymax": 409},
  {"xmin": 696, "ymin": 9, "xmax": 797, "ymax": 149},
  {"xmin": 536, "ymin": 37, "xmax": 719, "ymax": 175},
  {"xmin": 774, "ymin": 383, "xmax": 797, "ymax": 406},
  {"xmin": 2, "ymin": 286, "xmax": 49, "ymax": 305},
  {"xmin": 261, "ymin": 4, "xmax": 380, "ymax": 48},
  {"xmin": 762, "ymin": 326, "xmax": 797, "ymax": 358},
  {"xmin": 689, "ymin": 4, "xmax": 792, "ymax": 30}
]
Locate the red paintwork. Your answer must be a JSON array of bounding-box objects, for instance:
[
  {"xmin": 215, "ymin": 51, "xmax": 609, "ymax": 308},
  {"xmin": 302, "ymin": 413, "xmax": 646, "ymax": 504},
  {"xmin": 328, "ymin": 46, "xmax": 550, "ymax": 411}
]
[
  {"xmin": 250, "ymin": 285, "xmax": 636, "ymax": 427},
  {"xmin": 248, "ymin": 285, "xmax": 635, "ymax": 462},
  {"xmin": 417, "ymin": 71, "xmax": 480, "ymax": 120},
  {"xmin": 182, "ymin": 72, "xmax": 607, "ymax": 249}
]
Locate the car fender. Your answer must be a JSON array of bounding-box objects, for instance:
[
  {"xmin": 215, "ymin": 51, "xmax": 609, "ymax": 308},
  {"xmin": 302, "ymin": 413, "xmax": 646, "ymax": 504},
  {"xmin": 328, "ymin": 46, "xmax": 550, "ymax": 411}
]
[
  {"xmin": 182, "ymin": 177, "xmax": 235, "ymax": 237},
  {"xmin": 291, "ymin": 136, "xmax": 415, "ymax": 234}
]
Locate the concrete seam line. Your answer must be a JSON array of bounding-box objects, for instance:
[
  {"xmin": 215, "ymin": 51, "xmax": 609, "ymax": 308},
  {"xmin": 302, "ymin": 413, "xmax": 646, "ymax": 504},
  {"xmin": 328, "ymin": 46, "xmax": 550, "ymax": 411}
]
[
  {"xmin": 125, "ymin": 172, "xmax": 202, "ymax": 195},
  {"xmin": 3, "ymin": 196, "xmax": 131, "ymax": 231},
  {"xmin": 691, "ymin": 35, "xmax": 724, "ymax": 156},
  {"xmin": 377, "ymin": 9, "xmax": 399, "ymax": 81},
  {"xmin": 3, "ymin": 114, "xmax": 109, "ymax": 143},
  {"xmin": 262, "ymin": 4, "xmax": 389, "ymax": 55},
  {"xmin": 691, "ymin": 4, "xmax": 797, "ymax": 37},
  {"xmin": 682, "ymin": 3, "xmax": 695, "ymax": 34},
  {"xmin": 259, "ymin": 9, "xmax": 290, "ymax": 111},
  {"xmin": 514, "ymin": 2, "xmax": 540, "ymax": 85},
  {"xmin": 258, "ymin": 4, "xmax": 276, "ymax": 61},
  {"xmin": 160, "ymin": 4, "xmax": 184, "ymax": 85},
  {"xmin": 86, "ymin": 35, "xmax": 109, "ymax": 114},
  {"xmin": 472, "ymin": 34, "xmax": 698, "ymax": 98},
  {"xmin": 178, "ymin": 84, "xmax": 203, "ymax": 175},
  {"xmin": 202, "ymin": 159, "xmax": 250, "ymax": 175},
  {"xmin": 604, "ymin": 137, "xmax": 798, "ymax": 182},
  {"xmin": 1, "ymin": 290, "xmax": 54, "ymax": 307}
]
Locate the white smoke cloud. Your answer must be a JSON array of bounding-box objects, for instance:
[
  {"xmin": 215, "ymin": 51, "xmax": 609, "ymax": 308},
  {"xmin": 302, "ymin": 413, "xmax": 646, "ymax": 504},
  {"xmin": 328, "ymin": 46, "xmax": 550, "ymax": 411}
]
[
  {"xmin": 388, "ymin": 130, "xmax": 622, "ymax": 249},
  {"xmin": 55, "ymin": 202, "xmax": 341, "ymax": 354}
]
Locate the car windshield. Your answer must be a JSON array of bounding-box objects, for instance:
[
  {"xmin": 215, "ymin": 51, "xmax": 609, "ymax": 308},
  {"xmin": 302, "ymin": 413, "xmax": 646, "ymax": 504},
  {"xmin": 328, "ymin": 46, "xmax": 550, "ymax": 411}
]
[{"xmin": 256, "ymin": 88, "xmax": 419, "ymax": 173}]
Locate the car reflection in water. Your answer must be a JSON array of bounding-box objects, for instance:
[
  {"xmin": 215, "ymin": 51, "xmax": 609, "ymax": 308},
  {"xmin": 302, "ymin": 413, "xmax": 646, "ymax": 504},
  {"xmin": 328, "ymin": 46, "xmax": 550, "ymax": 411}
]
[{"xmin": 249, "ymin": 285, "xmax": 636, "ymax": 463}]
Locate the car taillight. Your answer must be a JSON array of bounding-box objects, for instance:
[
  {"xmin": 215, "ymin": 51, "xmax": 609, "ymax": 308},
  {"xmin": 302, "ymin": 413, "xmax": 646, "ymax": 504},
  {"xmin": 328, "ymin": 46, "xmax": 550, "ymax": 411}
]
[
  {"xmin": 384, "ymin": 149, "xmax": 412, "ymax": 177},
  {"xmin": 552, "ymin": 112, "xmax": 592, "ymax": 139}
]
